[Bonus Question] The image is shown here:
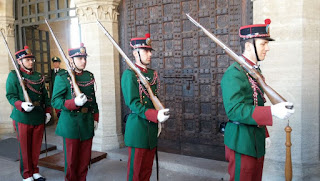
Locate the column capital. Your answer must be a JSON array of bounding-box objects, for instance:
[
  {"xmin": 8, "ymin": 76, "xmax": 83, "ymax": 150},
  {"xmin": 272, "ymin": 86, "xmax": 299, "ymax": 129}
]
[
  {"xmin": 0, "ymin": 17, "xmax": 14, "ymax": 37},
  {"xmin": 75, "ymin": 0, "xmax": 121, "ymax": 24}
]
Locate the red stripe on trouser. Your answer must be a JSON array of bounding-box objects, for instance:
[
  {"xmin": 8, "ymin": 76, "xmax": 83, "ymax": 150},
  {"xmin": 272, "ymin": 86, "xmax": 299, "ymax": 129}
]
[
  {"xmin": 13, "ymin": 121, "xmax": 44, "ymax": 179},
  {"xmin": 225, "ymin": 146, "xmax": 264, "ymax": 181},
  {"xmin": 127, "ymin": 147, "xmax": 156, "ymax": 181},
  {"xmin": 64, "ymin": 138, "xmax": 92, "ymax": 181}
]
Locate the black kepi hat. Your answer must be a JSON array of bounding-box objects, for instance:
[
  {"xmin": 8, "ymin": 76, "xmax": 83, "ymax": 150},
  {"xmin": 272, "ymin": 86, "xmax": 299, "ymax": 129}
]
[
  {"xmin": 68, "ymin": 43, "xmax": 87, "ymax": 58},
  {"xmin": 15, "ymin": 46, "xmax": 35, "ymax": 60},
  {"xmin": 239, "ymin": 19, "xmax": 275, "ymax": 41},
  {"xmin": 130, "ymin": 33, "xmax": 154, "ymax": 50}
]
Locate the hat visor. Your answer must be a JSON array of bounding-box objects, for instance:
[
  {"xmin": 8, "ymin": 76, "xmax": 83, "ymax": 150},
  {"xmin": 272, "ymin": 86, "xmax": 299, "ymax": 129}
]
[
  {"xmin": 133, "ymin": 46, "xmax": 154, "ymax": 51},
  {"xmin": 260, "ymin": 37, "xmax": 275, "ymax": 41},
  {"xmin": 17, "ymin": 55, "xmax": 35, "ymax": 60},
  {"xmin": 142, "ymin": 47, "xmax": 155, "ymax": 51},
  {"xmin": 70, "ymin": 53, "xmax": 88, "ymax": 58}
]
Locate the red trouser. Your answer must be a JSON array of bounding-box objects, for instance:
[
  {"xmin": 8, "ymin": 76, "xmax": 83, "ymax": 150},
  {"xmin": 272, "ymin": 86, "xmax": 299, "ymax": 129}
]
[
  {"xmin": 13, "ymin": 121, "xmax": 44, "ymax": 179},
  {"xmin": 63, "ymin": 138, "xmax": 92, "ymax": 181},
  {"xmin": 127, "ymin": 147, "xmax": 156, "ymax": 181},
  {"xmin": 225, "ymin": 146, "xmax": 264, "ymax": 181}
]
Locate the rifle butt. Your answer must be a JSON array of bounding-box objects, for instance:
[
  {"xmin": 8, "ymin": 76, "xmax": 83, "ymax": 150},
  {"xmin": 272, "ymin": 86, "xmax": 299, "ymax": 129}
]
[{"xmin": 285, "ymin": 125, "xmax": 293, "ymax": 181}]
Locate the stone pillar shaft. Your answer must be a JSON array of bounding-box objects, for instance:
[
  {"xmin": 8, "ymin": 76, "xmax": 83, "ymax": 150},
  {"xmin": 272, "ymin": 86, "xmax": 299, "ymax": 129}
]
[
  {"xmin": 0, "ymin": 1, "xmax": 16, "ymax": 138},
  {"xmin": 253, "ymin": 0, "xmax": 320, "ymax": 180},
  {"xmin": 74, "ymin": 0, "xmax": 124, "ymax": 151}
]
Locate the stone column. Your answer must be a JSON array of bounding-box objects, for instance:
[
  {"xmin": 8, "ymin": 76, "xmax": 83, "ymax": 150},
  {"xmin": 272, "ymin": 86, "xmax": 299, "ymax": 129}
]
[
  {"xmin": 253, "ymin": 0, "xmax": 320, "ymax": 180},
  {"xmin": 74, "ymin": 0, "xmax": 124, "ymax": 151},
  {"xmin": 0, "ymin": 1, "xmax": 15, "ymax": 138}
]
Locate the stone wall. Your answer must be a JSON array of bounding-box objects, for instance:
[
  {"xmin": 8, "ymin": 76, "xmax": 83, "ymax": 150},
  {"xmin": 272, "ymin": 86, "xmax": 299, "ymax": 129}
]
[{"xmin": 253, "ymin": 0, "xmax": 320, "ymax": 180}]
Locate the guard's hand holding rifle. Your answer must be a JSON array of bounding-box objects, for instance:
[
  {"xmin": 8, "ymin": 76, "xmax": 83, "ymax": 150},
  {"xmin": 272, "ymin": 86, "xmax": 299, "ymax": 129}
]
[
  {"xmin": 21, "ymin": 102, "xmax": 34, "ymax": 112},
  {"xmin": 157, "ymin": 109, "xmax": 170, "ymax": 123},
  {"xmin": 271, "ymin": 102, "xmax": 295, "ymax": 120},
  {"xmin": 75, "ymin": 93, "xmax": 87, "ymax": 107}
]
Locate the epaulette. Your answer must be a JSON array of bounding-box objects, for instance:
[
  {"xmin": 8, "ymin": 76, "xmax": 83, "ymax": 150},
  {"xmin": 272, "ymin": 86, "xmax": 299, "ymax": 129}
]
[
  {"xmin": 233, "ymin": 63, "xmax": 246, "ymax": 73},
  {"xmin": 57, "ymin": 70, "xmax": 68, "ymax": 76}
]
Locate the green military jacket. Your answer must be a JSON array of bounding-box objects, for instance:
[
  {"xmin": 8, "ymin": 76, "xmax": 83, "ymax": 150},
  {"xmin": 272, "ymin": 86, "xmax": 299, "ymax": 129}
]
[
  {"xmin": 221, "ymin": 62, "xmax": 272, "ymax": 158},
  {"xmin": 6, "ymin": 69, "xmax": 50, "ymax": 125},
  {"xmin": 51, "ymin": 70, "xmax": 99, "ymax": 141},
  {"xmin": 121, "ymin": 68, "xmax": 159, "ymax": 149}
]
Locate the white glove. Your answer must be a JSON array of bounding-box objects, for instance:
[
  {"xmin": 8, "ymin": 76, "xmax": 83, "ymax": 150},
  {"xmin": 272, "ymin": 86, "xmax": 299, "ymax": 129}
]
[
  {"xmin": 94, "ymin": 121, "xmax": 98, "ymax": 131},
  {"xmin": 21, "ymin": 102, "xmax": 34, "ymax": 112},
  {"xmin": 265, "ymin": 137, "xmax": 271, "ymax": 148},
  {"xmin": 74, "ymin": 93, "xmax": 87, "ymax": 106},
  {"xmin": 157, "ymin": 109, "xmax": 170, "ymax": 123},
  {"xmin": 271, "ymin": 102, "xmax": 295, "ymax": 120},
  {"xmin": 45, "ymin": 113, "xmax": 51, "ymax": 124}
]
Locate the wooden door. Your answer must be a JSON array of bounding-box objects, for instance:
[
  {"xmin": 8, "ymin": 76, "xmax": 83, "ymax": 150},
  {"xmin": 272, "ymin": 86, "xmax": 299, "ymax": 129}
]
[{"xmin": 119, "ymin": 0, "xmax": 253, "ymax": 160}]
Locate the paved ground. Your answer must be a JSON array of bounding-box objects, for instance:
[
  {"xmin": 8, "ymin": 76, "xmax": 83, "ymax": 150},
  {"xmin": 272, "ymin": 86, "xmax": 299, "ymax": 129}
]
[
  {"xmin": 3, "ymin": 124, "xmax": 319, "ymax": 181},
  {"xmin": 0, "ymin": 125, "xmax": 228, "ymax": 181},
  {"xmin": 0, "ymin": 154, "xmax": 222, "ymax": 181}
]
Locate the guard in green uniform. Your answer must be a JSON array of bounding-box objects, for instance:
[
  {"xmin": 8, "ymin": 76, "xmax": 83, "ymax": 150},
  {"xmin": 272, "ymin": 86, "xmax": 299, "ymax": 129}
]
[
  {"xmin": 221, "ymin": 19, "xmax": 295, "ymax": 181},
  {"xmin": 51, "ymin": 43, "xmax": 99, "ymax": 181},
  {"xmin": 50, "ymin": 56, "xmax": 65, "ymax": 118},
  {"xmin": 6, "ymin": 46, "xmax": 51, "ymax": 181},
  {"xmin": 121, "ymin": 33, "xmax": 170, "ymax": 181}
]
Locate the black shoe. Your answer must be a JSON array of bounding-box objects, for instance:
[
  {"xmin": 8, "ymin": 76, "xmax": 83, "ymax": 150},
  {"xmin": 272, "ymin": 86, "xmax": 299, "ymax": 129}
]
[{"xmin": 34, "ymin": 177, "xmax": 46, "ymax": 181}]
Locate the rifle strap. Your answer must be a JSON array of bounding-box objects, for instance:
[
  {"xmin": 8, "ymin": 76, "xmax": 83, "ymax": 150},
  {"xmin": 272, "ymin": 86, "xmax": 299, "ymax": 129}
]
[{"xmin": 156, "ymin": 147, "xmax": 159, "ymax": 181}]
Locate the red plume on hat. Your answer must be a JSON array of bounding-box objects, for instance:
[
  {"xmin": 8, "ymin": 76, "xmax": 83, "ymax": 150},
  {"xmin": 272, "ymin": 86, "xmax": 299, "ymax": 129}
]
[{"xmin": 265, "ymin": 19, "xmax": 271, "ymax": 25}]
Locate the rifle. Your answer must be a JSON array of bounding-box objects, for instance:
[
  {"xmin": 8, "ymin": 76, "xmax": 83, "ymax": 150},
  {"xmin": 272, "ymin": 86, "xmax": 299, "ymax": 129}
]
[
  {"xmin": 0, "ymin": 30, "xmax": 32, "ymax": 103},
  {"xmin": 96, "ymin": 20, "xmax": 165, "ymax": 137},
  {"xmin": 186, "ymin": 14, "xmax": 294, "ymax": 180},
  {"xmin": 186, "ymin": 14, "xmax": 292, "ymax": 105},
  {"xmin": 44, "ymin": 18, "xmax": 82, "ymax": 97}
]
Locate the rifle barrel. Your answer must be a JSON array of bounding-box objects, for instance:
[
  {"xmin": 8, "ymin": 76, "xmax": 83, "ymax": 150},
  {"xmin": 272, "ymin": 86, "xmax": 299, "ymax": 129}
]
[
  {"xmin": 186, "ymin": 13, "xmax": 289, "ymax": 105},
  {"xmin": 0, "ymin": 30, "xmax": 32, "ymax": 103},
  {"xmin": 44, "ymin": 18, "xmax": 82, "ymax": 97}
]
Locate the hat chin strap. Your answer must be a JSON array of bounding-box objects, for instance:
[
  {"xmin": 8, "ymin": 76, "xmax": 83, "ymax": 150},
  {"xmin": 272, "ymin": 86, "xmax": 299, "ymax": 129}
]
[
  {"xmin": 72, "ymin": 58, "xmax": 83, "ymax": 73},
  {"xmin": 253, "ymin": 39, "xmax": 261, "ymax": 62},
  {"xmin": 137, "ymin": 50, "xmax": 149, "ymax": 66},
  {"xmin": 21, "ymin": 61, "xmax": 33, "ymax": 72}
]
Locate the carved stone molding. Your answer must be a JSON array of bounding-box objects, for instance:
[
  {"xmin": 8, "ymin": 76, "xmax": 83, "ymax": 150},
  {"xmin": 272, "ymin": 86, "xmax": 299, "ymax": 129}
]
[
  {"xmin": 76, "ymin": 4, "xmax": 120, "ymax": 24},
  {"xmin": 0, "ymin": 17, "xmax": 15, "ymax": 37}
]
